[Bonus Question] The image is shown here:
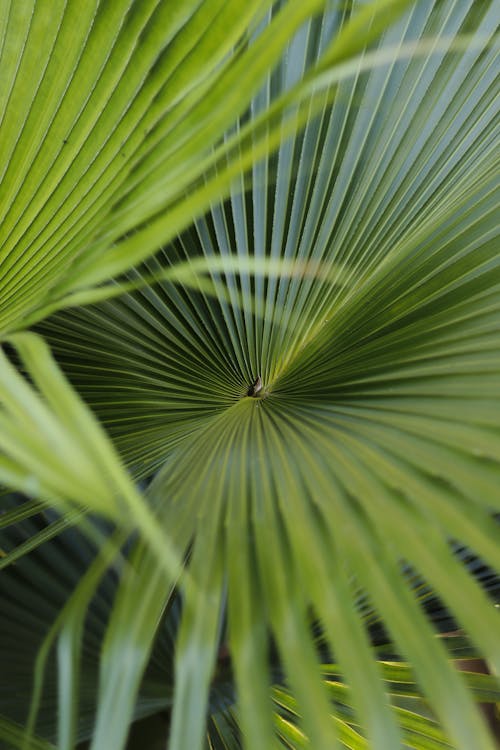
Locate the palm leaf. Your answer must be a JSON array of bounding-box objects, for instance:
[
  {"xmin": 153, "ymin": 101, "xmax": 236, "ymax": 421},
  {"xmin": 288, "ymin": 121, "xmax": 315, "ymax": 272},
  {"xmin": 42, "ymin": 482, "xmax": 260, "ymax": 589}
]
[
  {"xmin": 1, "ymin": 1, "xmax": 499, "ymax": 749},
  {"xmin": 0, "ymin": 0, "xmax": 415, "ymax": 334},
  {"xmin": 0, "ymin": 333, "xmax": 183, "ymax": 584},
  {"xmin": 0, "ymin": 715, "xmax": 56, "ymax": 750},
  {"xmin": 2, "ymin": 503, "xmax": 498, "ymax": 749}
]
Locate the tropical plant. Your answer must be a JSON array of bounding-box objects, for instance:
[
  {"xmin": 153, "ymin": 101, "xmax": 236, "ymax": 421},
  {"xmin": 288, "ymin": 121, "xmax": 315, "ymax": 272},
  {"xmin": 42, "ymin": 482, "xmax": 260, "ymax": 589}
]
[{"xmin": 0, "ymin": 1, "xmax": 499, "ymax": 749}]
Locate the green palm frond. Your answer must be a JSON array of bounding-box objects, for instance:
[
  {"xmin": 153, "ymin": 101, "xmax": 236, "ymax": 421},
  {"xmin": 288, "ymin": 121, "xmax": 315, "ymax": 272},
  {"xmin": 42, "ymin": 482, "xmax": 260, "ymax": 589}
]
[
  {"xmin": 0, "ymin": 333, "xmax": 183, "ymax": 583},
  {"xmin": 0, "ymin": 0, "xmax": 415, "ymax": 334},
  {"xmin": 2, "ymin": 505, "xmax": 499, "ymax": 749},
  {"xmin": 1, "ymin": 1, "xmax": 499, "ymax": 749},
  {"xmin": 0, "ymin": 716, "xmax": 56, "ymax": 750}
]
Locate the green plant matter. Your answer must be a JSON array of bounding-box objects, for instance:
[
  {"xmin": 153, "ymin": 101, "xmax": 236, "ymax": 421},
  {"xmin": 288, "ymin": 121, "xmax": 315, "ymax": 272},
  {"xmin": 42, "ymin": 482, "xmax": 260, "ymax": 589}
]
[{"xmin": 0, "ymin": 1, "xmax": 499, "ymax": 749}]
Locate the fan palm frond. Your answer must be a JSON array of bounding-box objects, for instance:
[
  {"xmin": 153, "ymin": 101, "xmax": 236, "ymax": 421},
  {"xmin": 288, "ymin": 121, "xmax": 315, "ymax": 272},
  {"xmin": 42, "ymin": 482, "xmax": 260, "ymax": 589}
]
[{"xmin": 0, "ymin": 1, "xmax": 499, "ymax": 749}]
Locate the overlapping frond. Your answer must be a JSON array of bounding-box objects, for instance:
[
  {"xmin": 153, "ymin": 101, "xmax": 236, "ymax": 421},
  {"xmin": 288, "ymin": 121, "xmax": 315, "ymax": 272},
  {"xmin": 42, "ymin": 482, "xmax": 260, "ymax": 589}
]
[
  {"xmin": 0, "ymin": 0, "xmax": 499, "ymax": 749},
  {"xmin": 0, "ymin": 0, "xmax": 416, "ymax": 334}
]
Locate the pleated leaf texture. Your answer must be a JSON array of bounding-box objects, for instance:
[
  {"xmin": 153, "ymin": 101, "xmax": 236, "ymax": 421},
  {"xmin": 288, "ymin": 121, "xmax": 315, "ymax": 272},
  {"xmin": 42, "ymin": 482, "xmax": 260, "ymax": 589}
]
[{"xmin": 1, "ymin": 1, "xmax": 500, "ymax": 750}]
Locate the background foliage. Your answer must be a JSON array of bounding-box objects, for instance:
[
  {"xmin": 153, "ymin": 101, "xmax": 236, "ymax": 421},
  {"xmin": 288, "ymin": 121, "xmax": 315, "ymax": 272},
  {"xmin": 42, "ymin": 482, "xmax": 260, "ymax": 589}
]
[{"xmin": 0, "ymin": 1, "xmax": 499, "ymax": 749}]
